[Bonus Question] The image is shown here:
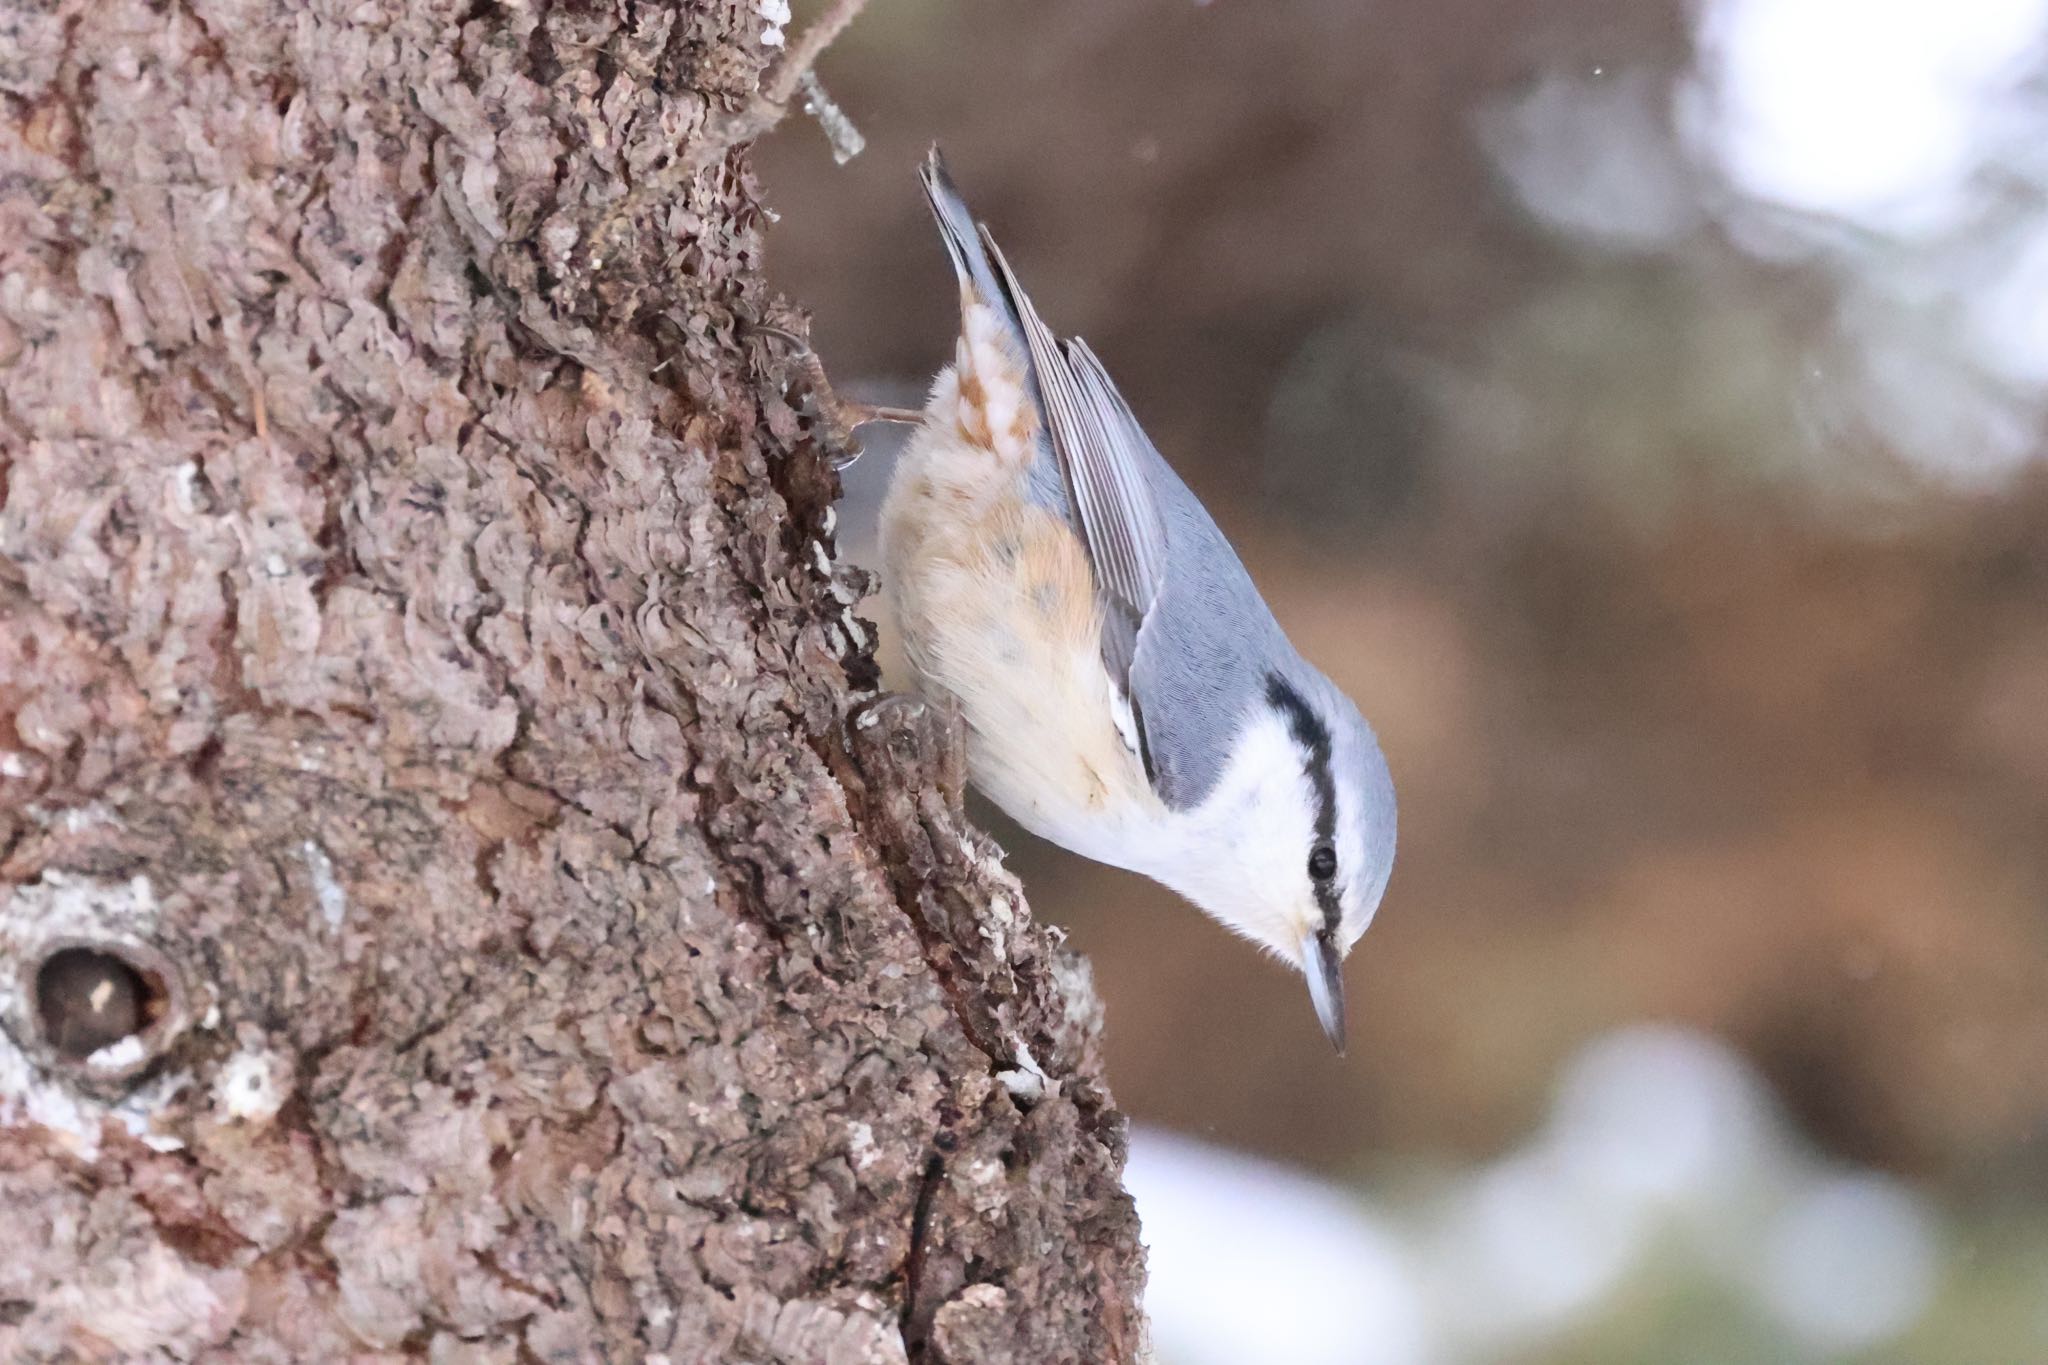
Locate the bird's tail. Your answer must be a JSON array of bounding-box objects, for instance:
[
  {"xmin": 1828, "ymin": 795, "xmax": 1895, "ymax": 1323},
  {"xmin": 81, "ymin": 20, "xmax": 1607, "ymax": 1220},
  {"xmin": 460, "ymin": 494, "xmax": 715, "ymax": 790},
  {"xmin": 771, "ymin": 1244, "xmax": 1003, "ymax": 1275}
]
[{"xmin": 919, "ymin": 147, "xmax": 1030, "ymax": 350}]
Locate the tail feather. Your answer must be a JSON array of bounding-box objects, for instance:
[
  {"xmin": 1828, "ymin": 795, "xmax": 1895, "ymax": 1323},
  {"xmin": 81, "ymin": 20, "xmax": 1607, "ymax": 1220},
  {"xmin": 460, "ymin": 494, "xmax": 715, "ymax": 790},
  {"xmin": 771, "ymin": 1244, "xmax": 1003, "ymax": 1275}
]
[
  {"xmin": 918, "ymin": 146, "xmax": 1049, "ymax": 465},
  {"xmin": 919, "ymin": 147, "xmax": 1028, "ymax": 346}
]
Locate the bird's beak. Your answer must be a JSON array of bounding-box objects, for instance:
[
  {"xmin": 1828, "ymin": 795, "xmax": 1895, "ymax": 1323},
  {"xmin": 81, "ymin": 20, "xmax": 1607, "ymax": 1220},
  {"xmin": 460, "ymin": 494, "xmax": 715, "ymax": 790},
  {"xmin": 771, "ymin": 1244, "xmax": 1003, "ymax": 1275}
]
[{"xmin": 1302, "ymin": 929, "xmax": 1347, "ymax": 1053}]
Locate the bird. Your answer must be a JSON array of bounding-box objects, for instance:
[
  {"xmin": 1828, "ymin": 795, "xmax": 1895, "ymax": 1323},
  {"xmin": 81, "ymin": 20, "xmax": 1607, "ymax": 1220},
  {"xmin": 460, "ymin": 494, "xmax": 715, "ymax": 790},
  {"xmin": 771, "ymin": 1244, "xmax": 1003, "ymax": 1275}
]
[{"xmin": 878, "ymin": 148, "xmax": 1396, "ymax": 1050}]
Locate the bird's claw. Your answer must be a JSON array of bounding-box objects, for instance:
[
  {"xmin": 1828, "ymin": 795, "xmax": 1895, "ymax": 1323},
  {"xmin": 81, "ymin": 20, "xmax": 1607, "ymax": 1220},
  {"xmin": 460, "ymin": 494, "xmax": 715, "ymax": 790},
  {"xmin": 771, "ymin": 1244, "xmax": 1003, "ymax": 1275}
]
[{"xmin": 752, "ymin": 321, "xmax": 921, "ymax": 470}]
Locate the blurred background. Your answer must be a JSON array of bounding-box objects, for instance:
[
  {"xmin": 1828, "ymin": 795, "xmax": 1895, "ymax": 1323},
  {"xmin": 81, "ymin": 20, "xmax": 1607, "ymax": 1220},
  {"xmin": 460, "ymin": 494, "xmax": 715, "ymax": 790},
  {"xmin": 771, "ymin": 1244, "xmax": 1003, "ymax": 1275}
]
[{"xmin": 756, "ymin": 0, "xmax": 2048, "ymax": 1359}]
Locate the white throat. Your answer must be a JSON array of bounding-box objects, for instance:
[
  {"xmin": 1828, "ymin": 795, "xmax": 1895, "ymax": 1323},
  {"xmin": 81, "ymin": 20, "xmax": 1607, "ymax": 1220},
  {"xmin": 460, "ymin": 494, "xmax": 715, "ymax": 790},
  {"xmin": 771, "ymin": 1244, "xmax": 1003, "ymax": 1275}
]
[{"xmin": 1123, "ymin": 708, "xmax": 1321, "ymax": 957}]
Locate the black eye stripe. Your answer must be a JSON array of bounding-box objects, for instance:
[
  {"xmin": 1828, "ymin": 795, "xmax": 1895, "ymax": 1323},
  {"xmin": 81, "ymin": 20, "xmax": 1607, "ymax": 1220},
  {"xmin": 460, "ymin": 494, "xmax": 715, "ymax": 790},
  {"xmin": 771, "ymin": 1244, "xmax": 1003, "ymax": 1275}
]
[{"xmin": 1266, "ymin": 674, "xmax": 1341, "ymax": 933}]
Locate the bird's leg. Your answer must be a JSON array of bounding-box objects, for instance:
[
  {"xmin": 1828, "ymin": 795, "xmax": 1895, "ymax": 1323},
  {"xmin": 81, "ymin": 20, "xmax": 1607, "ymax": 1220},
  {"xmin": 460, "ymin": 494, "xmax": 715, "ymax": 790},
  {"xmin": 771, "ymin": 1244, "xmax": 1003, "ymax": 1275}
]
[{"xmin": 753, "ymin": 322, "xmax": 922, "ymax": 471}]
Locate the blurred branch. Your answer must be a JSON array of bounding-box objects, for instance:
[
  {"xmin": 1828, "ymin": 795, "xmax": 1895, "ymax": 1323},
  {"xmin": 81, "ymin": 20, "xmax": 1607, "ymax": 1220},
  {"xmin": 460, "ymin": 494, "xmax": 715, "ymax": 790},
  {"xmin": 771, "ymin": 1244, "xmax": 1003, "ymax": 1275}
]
[{"xmin": 798, "ymin": 69, "xmax": 867, "ymax": 165}]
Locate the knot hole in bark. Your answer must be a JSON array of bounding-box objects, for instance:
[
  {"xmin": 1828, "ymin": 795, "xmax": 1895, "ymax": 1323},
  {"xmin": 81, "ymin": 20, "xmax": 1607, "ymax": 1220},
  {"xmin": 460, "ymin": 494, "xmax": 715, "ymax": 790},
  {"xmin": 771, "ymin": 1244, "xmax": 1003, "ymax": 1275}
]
[
  {"xmin": 3, "ymin": 874, "xmax": 194, "ymax": 1085},
  {"xmin": 34, "ymin": 946, "xmax": 169, "ymax": 1061}
]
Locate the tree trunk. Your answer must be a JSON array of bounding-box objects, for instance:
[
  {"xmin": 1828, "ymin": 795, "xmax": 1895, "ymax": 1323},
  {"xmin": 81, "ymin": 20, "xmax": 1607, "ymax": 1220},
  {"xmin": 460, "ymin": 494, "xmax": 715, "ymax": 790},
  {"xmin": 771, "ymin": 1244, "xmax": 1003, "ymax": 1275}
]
[{"xmin": 0, "ymin": 0, "xmax": 1146, "ymax": 1360}]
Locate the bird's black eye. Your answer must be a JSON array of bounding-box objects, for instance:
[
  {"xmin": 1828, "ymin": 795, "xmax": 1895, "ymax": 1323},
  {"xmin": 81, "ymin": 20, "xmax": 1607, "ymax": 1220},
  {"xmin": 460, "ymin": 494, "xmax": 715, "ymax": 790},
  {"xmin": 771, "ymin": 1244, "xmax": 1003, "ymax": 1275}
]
[{"xmin": 1308, "ymin": 844, "xmax": 1337, "ymax": 882}]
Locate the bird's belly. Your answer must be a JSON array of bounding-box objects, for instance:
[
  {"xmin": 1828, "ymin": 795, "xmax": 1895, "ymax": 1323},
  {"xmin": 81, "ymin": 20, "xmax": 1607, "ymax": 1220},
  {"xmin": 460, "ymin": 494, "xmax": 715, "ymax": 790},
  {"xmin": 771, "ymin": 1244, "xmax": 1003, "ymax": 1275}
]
[{"xmin": 881, "ymin": 424, "xmax": 1167, "ymax": 869}]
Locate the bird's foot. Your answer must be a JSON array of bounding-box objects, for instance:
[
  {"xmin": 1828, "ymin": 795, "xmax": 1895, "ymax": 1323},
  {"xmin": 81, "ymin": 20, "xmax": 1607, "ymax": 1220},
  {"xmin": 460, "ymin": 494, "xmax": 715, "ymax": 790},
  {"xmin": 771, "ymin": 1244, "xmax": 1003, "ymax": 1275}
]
[{"xmin": 754, "ymin": 322, "xmax": 922, "ymax": 471}]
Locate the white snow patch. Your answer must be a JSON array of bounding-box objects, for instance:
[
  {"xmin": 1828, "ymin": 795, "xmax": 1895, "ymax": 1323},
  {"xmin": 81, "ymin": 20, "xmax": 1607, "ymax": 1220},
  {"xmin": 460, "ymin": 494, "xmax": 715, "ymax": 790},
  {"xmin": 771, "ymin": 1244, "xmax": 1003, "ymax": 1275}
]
[
  {"xmin": 1685, "ymin": 0, "xmax": 2048, "ymax": 234},
  {"xmin": 1753, "ymin": 1169, "xmax": 1941, "ymax": 1351},
  {"xmin": 1128, "ymin": 1127, "xmax": 1427, "ymax": 1365},
  {"xmin": 1480, "ymin": 68, "xmax": 1702, "ymax": 251},
  {"xmin": 997, "ymin": 1042, "xmax": 1050, "ymax": 1103},
  {"xmin": 1, "ymin": 1041, "xmax": 99, "ymax": 1157},
  {"xmin": 848, "ymin": 1120, "xmax": 877, "ymax": 1170},
  {"xmin": 759, "ymin": 0, "xmax": 790, "ymax": 47},
  {"xmin": 0, "ymin": 1039, "xmax": 190, "ymax": 1160},
  {"xmin": 88, "ymin": 1035, "xmax": 149, "ymax": 1072},
  {"xmin": 0, "ymin": 752, "xmax": 26, "ymax": 778},
  {"xmin": 55, "ymin": 803, "xmax": 116, "ymax": 834},
  {"xmin": 215, "ymin": 1047, "xmax": 286, "ymax": 1123},
  {"xmin": 300, "ymin": 840, "xmax": 347, "ymax": 930},
  {"xmin": 173, "ymin": 460, "xmax": 202, "ymax": 513},
  {"xmin": 0, "ymin": 871, "xmax": 159, "ymax": 948}
]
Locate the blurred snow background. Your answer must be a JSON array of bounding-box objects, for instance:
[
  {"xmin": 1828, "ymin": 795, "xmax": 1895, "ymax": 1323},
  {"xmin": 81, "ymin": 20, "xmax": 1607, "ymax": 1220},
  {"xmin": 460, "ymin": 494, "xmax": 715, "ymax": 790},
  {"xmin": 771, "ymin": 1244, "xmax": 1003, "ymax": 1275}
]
[
  {"xmin": 1128, "ymin": 1025, "xmax": 1961, "ymax": 1365},
  {"xmin": 761, "ymin": 0, "xmax": 2048, "ymax": 1357},
  {"xmin": 1458, "ymin": 0, "xmax": 2048, "ymax": 499}
]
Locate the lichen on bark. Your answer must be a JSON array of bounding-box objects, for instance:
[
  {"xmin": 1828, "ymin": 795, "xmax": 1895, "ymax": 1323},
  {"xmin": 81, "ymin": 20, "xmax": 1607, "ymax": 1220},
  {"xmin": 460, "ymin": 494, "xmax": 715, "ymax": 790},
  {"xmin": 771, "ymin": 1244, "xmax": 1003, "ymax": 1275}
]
[{"xmin": 0, "ymin": 0, "xmax": 1147, "ymax": 1360}]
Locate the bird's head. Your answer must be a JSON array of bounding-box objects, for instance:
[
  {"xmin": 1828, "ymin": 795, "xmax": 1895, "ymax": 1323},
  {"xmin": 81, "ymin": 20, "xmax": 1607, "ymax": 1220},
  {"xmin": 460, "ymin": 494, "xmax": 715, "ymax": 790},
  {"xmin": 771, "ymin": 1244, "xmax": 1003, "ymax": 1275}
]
[{"xmin": 1161, "ymin": 668, "xmax": 1396, "ymax": 1051}]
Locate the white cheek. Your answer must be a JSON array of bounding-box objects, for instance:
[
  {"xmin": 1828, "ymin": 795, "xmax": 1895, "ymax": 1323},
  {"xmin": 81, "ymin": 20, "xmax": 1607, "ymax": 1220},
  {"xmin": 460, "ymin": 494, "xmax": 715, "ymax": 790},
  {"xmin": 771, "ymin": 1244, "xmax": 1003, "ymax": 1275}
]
[{"xmin": 1157, "ymin": 713, "xmax": 1318, "ymax": 957}]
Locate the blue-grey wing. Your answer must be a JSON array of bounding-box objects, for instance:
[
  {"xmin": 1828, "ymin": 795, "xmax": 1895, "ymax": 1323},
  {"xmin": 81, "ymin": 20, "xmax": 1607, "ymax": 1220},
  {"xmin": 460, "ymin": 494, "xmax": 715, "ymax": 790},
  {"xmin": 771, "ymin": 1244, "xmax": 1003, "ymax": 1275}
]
[
  {"xmin": 1119, "ymin": 446, "xmax": 1293, "ymax": 808},
  {"xmin": 921, "ymin": 148, "xmax": 1283, "ymax": 809},
  {"xmin": 1057, "ymin": 339, "xmax": 1290, "ymax": 807},
  {"xmin": 1011, "ymin": 317, "xmax": 1286, "ymax": 805},
  {"xmin": 977, "ymin": 238, "xmax": 1168, "ymax": 625}
]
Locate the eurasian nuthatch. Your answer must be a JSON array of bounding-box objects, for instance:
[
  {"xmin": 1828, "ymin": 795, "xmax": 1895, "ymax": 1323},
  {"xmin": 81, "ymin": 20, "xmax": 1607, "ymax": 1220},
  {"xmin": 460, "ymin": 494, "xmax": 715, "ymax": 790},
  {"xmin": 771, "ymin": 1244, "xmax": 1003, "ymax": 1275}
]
[{"xmin": 880, "ymin": 149, "xmax": 1397, "ymax": 1049}]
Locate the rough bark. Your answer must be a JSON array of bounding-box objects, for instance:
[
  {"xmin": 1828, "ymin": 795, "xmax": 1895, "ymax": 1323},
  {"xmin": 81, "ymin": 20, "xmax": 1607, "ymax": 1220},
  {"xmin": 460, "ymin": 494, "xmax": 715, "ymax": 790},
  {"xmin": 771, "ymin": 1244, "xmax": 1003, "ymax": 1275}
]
[{"xmin": 0, "ymin": 0, "xmax": 1147, "ymax": 1360}]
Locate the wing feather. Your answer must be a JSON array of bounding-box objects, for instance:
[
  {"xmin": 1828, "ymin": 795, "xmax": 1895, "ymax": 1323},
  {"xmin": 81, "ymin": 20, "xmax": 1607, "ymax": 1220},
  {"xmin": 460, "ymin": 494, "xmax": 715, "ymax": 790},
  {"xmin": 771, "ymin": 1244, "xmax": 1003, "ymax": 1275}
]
[
  {"xmin": 976, "ymin": 232, "xmax": 1169, "ymax": 624},
  {"xmin": 920, "ymin": 150, "xmax": 1296, "ymax": 809},
  {"xmin": 1063, "ymin": 337, "xmax": 1170, "ymax": 613}
]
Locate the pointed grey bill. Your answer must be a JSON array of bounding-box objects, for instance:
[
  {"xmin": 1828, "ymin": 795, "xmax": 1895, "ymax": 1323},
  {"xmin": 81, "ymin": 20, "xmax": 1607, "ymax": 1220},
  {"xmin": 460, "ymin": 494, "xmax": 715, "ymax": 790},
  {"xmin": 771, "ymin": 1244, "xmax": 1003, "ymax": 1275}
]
[{"xmin": 1303, "ymin": 930, "xmax": 1347, "ymax": 1053}]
